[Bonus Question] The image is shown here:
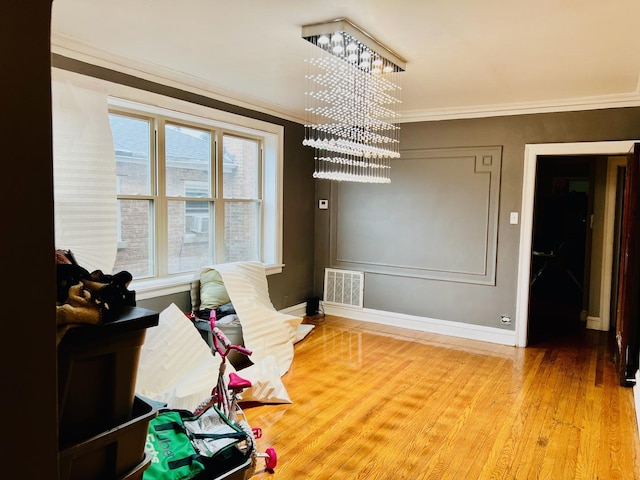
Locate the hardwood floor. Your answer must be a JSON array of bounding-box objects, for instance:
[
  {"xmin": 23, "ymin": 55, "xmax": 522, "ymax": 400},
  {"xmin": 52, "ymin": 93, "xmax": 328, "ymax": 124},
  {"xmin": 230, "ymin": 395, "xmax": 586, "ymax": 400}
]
[{"xmin": 243, "ymin": 315, "xmax": 640, "ymax": 480}]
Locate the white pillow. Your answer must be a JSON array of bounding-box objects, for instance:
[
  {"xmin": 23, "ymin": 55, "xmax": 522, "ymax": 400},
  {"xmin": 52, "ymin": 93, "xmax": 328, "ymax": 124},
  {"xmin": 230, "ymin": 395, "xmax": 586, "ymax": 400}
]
[{"xmin": 199, "ymin": 268, "xmax": 231, "ymax": 309}]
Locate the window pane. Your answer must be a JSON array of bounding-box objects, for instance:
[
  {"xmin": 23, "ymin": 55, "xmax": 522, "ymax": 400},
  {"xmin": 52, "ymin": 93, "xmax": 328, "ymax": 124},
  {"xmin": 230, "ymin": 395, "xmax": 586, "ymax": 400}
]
[
  {"xmin": 113, "ymin": 199, "xmax": 153, "ymax": 278},
  {"xmin": 225, "ymin": 201, "xmax": 260, "ymax": 262},
  {"xmin": 168, "ymin": 199, "xmax": 212, "ymax": 274},
  {"xmin": 109, "ymin": 114, "xmax": 151, "ymax": 195},
  {"xmin": 166, "ymin": 124, "xmax": 211, "ymax": 197},
  {"xmin": 223, "ymin": 135, "xmax": 259, "ymax": 199}
]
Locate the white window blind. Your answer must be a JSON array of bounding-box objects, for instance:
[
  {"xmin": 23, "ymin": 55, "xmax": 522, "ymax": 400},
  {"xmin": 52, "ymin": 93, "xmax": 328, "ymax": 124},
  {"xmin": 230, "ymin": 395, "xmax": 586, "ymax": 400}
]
[{"xmin": 51, "ymin": 72, "xmax": 118, "ymax": 273}]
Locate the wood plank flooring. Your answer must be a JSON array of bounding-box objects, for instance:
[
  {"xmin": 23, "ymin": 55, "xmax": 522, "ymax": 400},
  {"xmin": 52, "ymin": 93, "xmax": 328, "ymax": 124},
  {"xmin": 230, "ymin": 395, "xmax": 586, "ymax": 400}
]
[{"xmin": 243, "ymin": 315, "xmax": 640, "ymax": 479}]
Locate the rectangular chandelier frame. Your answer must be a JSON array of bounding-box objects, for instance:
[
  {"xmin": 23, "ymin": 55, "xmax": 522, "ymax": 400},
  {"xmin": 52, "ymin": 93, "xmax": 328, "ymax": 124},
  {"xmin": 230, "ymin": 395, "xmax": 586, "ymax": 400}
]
[
  {"xmin": 302, "ymin": 18, "xmax": 405, "ymax": 184},
  {"xmin": 302, "ymin": 18, "xmax": 406, "ymax": 72}
]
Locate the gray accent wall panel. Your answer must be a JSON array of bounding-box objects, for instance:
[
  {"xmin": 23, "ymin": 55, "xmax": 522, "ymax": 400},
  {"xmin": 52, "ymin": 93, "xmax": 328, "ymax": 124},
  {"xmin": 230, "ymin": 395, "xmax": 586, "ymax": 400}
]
[
  {"xmin": 315, "ymin": 108, "xmax": 640, "ymax": 331},
  {"xmin": 331, "ymin": 146, "xmax": 501, "ymax": 284}
]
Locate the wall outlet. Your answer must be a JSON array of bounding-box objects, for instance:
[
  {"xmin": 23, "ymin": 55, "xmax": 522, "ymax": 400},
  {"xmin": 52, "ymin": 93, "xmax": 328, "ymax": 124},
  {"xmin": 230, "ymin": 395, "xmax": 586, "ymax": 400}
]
[{"xmin": 500, "ymin": 315, "xmax": 511, "ymax": 325}]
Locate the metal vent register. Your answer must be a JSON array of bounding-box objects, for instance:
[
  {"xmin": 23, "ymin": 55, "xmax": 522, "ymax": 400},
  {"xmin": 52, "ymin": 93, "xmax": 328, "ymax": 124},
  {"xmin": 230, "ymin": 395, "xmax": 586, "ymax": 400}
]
[{"xmin": 323, "ymin": 268, "xmax": 364, "ymax": 308}]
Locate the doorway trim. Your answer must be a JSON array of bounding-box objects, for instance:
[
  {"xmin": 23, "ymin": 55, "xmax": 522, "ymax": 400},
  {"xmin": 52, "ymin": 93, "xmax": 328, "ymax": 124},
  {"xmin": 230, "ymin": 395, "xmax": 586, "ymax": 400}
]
[
  {"xmin": 515, "ymin": 140, "xmax": 638, "ymax": 347},
  {"xmin": 600, "ymin": 156, "xmax": 628, "ymax": 332}
]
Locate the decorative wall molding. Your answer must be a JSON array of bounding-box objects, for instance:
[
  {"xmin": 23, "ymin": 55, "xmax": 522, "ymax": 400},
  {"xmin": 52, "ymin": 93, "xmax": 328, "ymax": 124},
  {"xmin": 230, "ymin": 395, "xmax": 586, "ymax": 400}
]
[{"xmin": 330, "ymin": 146, "xmax": 502, "ymax": 285}]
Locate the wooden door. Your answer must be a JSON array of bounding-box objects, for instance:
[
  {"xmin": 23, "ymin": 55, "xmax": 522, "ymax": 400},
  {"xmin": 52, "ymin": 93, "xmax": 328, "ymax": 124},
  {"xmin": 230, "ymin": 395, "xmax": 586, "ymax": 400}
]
[{"xmin": 615, "ymin": 142, "xmax": 640, "ymax": 386}]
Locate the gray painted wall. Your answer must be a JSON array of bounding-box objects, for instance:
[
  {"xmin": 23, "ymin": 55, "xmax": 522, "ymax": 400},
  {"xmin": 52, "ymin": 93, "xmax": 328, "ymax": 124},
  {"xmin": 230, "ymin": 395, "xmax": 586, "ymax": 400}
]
[
  {"xmin": 52, "ymin": 55, "xmax": 317, "ymax": 312},
  {"xmin": 315, "ymin": 108, "xmax": 640, "ymax": 330},
  {"xmin": 330, "ymin": 146, "xmax": 502, "ymax": 285},
  {"xmin": 49, "ymin": 55, "xmax": 640, "ymax": 332}
]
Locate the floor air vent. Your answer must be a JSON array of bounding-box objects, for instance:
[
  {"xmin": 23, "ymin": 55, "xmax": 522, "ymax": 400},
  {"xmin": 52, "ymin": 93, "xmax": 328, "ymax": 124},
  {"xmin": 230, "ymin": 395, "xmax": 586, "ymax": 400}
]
[{"xmin": 324, "ymin": 268, "xmax": 364, "ymax": 308}]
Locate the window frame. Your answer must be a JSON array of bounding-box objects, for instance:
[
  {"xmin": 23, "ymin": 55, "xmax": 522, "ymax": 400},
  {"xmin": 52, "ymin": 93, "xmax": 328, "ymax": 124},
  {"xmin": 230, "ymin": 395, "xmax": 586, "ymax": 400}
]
[{"xmin": 108, "ymin": 96, "xmax": 284, "ymax": 299}]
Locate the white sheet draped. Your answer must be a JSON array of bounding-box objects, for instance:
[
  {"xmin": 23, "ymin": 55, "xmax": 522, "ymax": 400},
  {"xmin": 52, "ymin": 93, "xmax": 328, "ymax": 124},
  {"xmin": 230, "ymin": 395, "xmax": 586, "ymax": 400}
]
[
  {"xmin": 136, "ymin": 262, "xmax": 311, "ymax": 409},
  {"xmin": 135, "ymin": 303, "xmax": 226, "ymax": 410},
  {"xmin": 208, "ymin": 261, "xmax": 302, "ymax": 377}
]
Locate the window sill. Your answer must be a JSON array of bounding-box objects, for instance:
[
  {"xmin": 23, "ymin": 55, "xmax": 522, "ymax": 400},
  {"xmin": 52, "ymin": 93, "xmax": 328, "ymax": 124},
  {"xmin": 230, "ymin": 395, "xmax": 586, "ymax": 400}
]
[{"xmin": 131, "ymin": 263, "xmax": 284, "ymax": 300}]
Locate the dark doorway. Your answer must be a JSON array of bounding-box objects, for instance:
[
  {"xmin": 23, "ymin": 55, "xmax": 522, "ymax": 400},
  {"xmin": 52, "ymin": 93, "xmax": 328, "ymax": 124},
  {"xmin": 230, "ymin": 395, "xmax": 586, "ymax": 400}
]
[{"xmin": 528, "ymin": 155, "xmax": 594, "ymax": 344}]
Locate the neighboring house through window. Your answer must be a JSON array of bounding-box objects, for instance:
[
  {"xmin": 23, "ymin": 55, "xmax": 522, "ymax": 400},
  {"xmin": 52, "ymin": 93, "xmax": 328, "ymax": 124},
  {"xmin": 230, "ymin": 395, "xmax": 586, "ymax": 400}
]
[{"xmin": 108, "ymin": 97, "xmax": 283, "ymax": 294}]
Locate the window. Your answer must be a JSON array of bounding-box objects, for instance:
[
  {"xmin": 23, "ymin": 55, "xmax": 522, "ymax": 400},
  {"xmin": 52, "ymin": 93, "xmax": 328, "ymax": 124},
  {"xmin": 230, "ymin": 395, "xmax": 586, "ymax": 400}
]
[
  {"xmin": 108, "ymin": 98, "xmax": 283, "ymax": 294},
  {"xmin": 222, "ymin": 135, "xmax": 261, "ymax": 263},
  {"xmin": 111, "ymin": 113, "xmax": 154, "ymax": 277}
]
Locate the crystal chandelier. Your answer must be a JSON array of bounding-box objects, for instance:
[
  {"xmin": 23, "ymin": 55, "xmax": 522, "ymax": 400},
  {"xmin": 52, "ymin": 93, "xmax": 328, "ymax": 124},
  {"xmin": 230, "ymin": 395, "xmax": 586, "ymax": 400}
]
[{"xmin": 302, "ymin": 19, "xmax": 405, "ymax": 184}]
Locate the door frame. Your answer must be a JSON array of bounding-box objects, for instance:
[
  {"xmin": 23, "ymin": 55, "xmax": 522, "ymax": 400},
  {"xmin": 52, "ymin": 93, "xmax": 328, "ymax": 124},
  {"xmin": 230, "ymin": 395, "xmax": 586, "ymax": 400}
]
[
  {"xmin": 602, "ymin": 156, "xmax": 628, "ymax": 332},
  {"xmin": 515, "ymin": 140, "xmax": 639, "ymax": 347}
]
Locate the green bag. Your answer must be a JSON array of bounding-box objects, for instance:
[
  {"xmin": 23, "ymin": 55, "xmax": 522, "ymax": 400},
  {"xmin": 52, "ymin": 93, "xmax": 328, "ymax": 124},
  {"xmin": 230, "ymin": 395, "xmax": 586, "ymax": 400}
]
[{"xmin": 143, "ymin": 405, "xmax": 251, "ymax": 480}]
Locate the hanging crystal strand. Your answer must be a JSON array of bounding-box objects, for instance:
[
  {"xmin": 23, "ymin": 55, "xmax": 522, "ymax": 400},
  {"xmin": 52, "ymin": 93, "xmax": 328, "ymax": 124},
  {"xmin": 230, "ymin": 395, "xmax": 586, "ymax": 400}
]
[
  {"xmin": 383, "ymin": 157, "xmax": 387, "ymax": 183},
  {"xmin": 373, "ymin": 156, "xmax": 378, "ymax": 183},
  {"xmin": 343, "ymin": 155, "xmax": 355, "ymax": 179},
  {"xmin": 342, "ymin": 154, "xmax": 347, "ymax": 181},
  {"xmin": 385, "ymin": 157, "xmax": 390, "ymax": 183},
  {"xmin": 395, "ymin": 67, "xmax": 402, "ymax": 161},
  {"xmin": 364, "ymin": 156, "xmax": 369, "ymax": 182},
  {"xmin": 385, "ymin": 157, "xmax": 389, "ymax": 183},
  {"xmin": 351, "ymin": 50, "xmax": 359, "ymax": 180},
  {"xmin": 364, "ymin": 157, "xmax": 369, "ymax": 183},
  {"xmin": 372, "ymin": 158, "xmax": 376, "ymax": 183},
  {"xmin": 325, "ymin": 155, "xmax": 331, "ymax": 180},
  {"xmin": 303, "ymin": 25, "xmax": 403, "ymax": 183},
  {"xmin": 343, "ymin": 155, "xmax": 348, "ymax": 182}
]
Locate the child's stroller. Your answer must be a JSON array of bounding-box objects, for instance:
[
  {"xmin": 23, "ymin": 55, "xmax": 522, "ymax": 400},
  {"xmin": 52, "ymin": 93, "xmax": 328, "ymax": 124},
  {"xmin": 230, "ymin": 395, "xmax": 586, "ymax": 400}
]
[
  {"xmin": 193, "ymin": 311, "xmax": 277, "ymax": 477},
  {"xmin": 144, "ymin": 311, "xmax": 276, "ymax": 480}
]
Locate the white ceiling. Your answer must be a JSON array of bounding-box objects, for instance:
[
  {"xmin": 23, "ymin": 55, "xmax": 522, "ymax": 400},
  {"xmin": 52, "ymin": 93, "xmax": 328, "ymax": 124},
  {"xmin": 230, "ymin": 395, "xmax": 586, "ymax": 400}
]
[{"xmin": 51, "ymin": 0, "xmax": 640, "ymax": 123}]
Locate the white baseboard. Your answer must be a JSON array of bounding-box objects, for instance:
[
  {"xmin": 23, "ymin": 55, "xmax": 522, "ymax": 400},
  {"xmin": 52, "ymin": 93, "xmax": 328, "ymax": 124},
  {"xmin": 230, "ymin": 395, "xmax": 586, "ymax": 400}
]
[
  {"xmin": 320, "ymin": 303, "xmax": 517, "ymax": 346},
  {"xmin": 279, "ymin": 302, "xmax": 307, "ymax": 317},
  {"xmin": 586, "ymin": 315, "xmax": 602, "ymax": 330}
]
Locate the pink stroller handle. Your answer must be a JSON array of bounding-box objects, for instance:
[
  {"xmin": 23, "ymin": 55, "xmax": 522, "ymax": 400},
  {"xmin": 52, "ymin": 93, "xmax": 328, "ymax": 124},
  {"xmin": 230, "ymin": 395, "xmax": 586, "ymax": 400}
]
[
  {"xmin": 234, "ymin": 345, "xmax": 253, "ymax": 356},
  {"xmin": 210, "ymin": 310, "xmax": 252, "ymax": 357}
]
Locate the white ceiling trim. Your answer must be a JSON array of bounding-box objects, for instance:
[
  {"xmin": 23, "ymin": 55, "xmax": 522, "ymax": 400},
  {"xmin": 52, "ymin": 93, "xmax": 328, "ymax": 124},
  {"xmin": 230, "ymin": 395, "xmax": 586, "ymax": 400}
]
[
  {"xmin": 50, "ymin": 33, "xmax": 306, "ymax": 124},
  {"xmin": 400, "ymin": 88, "xmax": 640, "ymax": 123},
  {"xmin": 51, "ymin": 33, "xmax": 640, "ymax": 125}
]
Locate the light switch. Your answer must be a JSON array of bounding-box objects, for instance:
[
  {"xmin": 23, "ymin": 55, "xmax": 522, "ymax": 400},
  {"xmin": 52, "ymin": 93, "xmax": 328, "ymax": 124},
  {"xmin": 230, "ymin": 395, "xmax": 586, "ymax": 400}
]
[
  {"xmin": 509, "ymin": 212, "xmax": 519, "ymax": 224},
  {"xmin": 319, "ymin": 199, "xmax": 329, "ymax": 210}
]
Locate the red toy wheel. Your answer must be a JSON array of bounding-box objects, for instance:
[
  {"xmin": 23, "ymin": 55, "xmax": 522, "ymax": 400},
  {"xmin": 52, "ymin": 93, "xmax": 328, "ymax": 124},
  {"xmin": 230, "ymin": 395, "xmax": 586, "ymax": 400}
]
[{"xmin": 265, "ymin": 447, "xmax": 277, "ymax": 470}]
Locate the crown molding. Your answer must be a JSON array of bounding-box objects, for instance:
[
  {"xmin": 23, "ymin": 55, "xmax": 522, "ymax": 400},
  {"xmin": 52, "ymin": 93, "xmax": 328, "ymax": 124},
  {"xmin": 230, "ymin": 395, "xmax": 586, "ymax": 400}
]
[
  {"xmin": 51, "ymin": 33, "xmax": 640, "ymax": 125},
  {"xmin": 50, "ymin": 33, "xmax": 306, "ymax": 124},
  {"xmin": 398, "ymin": 89, "xmax": 640, "ymax": 123}
]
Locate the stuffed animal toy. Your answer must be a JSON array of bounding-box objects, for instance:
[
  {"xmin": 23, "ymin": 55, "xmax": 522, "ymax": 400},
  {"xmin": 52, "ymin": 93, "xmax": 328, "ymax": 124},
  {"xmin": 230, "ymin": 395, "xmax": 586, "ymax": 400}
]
[
  {"xmin": 55, "ymin": 249, "xmax": 136, "ymax": 325},
  {"xmin": 56, "ymin": 282, "xmax": 102, "ymax": 326}
]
